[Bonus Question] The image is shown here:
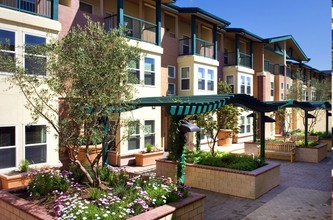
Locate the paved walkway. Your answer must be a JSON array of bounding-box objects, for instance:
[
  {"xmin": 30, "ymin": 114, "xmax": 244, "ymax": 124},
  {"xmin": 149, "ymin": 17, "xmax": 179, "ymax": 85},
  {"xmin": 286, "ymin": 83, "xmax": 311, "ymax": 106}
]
[{"xmin": 124, "ymin": 144, "xmax": 332, "ymax": 220}]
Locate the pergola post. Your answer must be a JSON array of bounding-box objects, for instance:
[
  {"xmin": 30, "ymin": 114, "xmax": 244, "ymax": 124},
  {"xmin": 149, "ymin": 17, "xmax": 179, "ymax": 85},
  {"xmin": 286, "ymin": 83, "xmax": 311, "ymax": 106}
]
[
  {"xmin": 253, "ymin": 112, "xmax": 257, "ymax": 143},
  {"xmin": 259, "ymin": 112, "xmax": 265, "ymax": 161},
  {"xmin": 102, "ymin": 116, "xmax": 109, "ymax": 167},
  {"xmin": 304, "ymin": 110, "xmax": 308, "ymax": 147},
  {"xmin": 326, "ymin": 110, "xmax": 329, "ymax": 137}
]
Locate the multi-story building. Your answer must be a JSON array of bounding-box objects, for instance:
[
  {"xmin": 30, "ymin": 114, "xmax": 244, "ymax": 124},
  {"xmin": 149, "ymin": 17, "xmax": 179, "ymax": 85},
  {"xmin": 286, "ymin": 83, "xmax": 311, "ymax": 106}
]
[
  {"xmin": 0, "ymin": 0, "xmax": 61, "ymax": 172},
  {"xmin": 0, "ymin": 0, "xmax": 330, "ymax": 169}
]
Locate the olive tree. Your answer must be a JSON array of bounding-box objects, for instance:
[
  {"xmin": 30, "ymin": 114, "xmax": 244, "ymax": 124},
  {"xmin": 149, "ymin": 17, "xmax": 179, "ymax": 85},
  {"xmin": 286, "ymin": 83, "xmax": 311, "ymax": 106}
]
[{"xmin": 3, "ymin": 18, "xmax": 142, "ymax": 187}]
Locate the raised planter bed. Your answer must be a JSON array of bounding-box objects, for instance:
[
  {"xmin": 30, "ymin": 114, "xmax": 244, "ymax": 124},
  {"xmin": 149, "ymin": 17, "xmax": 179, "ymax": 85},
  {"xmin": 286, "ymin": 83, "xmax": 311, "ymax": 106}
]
[
  {"xmin": 296, "ymin": 143, "xmax": 327, "ymax": 163},
  {"xmin": 0, "ymin": 187, "xmax": 205, "ymax": 220},
  {"xmin": 135, "ymin": 151, "xmax": 164, "ymax": 166},
  {"xmin": 320, "ymin": 139, "xmax": 332, "ymax": 152},
  {"xmin": 156, "ymin": 159, "xmax": 280, "ymax": 199}
]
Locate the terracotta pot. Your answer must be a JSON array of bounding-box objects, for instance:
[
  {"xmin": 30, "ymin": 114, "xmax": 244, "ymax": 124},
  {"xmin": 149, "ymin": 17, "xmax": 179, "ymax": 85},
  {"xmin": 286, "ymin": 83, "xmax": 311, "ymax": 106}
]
[
  {"xmin": 217, "ymin": 129, "xmax": 233, "ymax": 146},
  {"xmin": 135, "ymin": 151, "xmax": 164, "ymax": 166},
  {"xmin": 0, "ymin": 173, "xmax": 33, "ymax": 189},
  {"xmin": 70, "ymin": 144, "xmax": 103, "ymax": 165}
]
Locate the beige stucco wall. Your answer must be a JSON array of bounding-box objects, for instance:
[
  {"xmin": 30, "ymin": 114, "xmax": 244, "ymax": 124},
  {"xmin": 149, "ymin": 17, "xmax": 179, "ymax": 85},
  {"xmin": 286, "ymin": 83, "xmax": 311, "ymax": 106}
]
[{"xmin": 0, "ymin": 9, "xmax": 61, "ymax": 172}]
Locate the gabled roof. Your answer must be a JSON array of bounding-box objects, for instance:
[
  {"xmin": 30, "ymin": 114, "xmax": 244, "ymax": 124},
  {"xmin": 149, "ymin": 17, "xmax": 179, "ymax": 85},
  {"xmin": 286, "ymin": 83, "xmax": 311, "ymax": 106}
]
[
  {"xmin": 164, "ymin": 4, "xmax": 231, "ymax": 26},
  {"xmin": 263, "ymin": 35, "xmax": 309, "ymax": 62},
  {"xmin": 224, "ymin": 28, "xmax": 263, "ymax": 42}
]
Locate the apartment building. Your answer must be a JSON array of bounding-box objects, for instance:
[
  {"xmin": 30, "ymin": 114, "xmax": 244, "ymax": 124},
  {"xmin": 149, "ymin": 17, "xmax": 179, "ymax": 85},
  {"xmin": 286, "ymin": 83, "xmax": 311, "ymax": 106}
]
[
  {"xmin": 0, "ymin": 0, "xmax": 61, "ymax": 172},
  {"xmin": 0, "ymin": 0, "xmax": 329, "ymax": 169}
]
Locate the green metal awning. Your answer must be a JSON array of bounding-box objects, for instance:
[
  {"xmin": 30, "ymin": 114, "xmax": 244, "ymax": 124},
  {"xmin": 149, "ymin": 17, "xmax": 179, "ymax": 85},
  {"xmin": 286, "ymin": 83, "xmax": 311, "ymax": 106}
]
[{"xmin": 264, "ymin": 100, "xmax": 331, "ymax": 111}]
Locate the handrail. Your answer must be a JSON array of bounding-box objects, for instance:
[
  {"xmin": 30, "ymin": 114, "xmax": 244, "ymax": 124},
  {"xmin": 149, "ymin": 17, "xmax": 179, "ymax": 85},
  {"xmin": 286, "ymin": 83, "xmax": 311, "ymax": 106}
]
[{"xmin": 0, "ymin": 0, "xmax": 52, "ymax": 19}]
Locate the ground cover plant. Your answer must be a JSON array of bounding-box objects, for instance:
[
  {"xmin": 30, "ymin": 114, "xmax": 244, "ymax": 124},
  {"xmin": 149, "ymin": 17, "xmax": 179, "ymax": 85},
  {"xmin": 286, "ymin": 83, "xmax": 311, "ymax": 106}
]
[
  {"xmin": 185, "ymin": 150, "xmax": 265, "ymax": 171},
  {"xmin": 22, "ymin": 167, "xmax": 189, "ymax": 219}
]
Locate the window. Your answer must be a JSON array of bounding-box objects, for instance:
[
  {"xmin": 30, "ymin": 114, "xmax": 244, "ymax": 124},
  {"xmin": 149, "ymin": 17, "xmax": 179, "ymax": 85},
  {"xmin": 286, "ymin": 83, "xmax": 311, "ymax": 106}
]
[
  {"xmin": 246, "ymin": 117, "xmax": 251, "ymax": 133},
  {"xmin": 0, "ymin": 29, "xmax": 15, "ymax": 72},
  {"xmin": 287, "ymin": 84, "xmax": 290, "ymax": 90},
  {"xmin": 25, "ymin": 125, "xmax": 46, "ymax": 164},
  {"xmin": 240, "ymin": 76, "xmax": 245, "ymax": 94},
  {"xmin": 246, "ymin": 76, "xmax": 251, "ymax": 95},
  {"xmin": 168, "ymin": 65, "xmax": 175, "ymax": 78},
  {"xmin": 128, "ymin": 60, "xmax": 140, "ymax": 84},
  {"xmin": 224, "ymin": 49, "xmax": 229, "ymax": 65},
  {"xmin": 144, "ymin": 120, "xmax": 155, "ymax": 147},
  {"xmin": 198, "ymin": 67, "xmax": 205, "ymax": 90},
  {"xmin": 79, "ymin": 1, "xmax": 93, "ymax": 13},
  {"xmin": 270, "ymin": 82, "xmax": 274, "ymax": 97},
  {"xmin": 281, "ymin": 82, "xmax": 284, "ymax": 89},
  {"xmin": 181, "ymin": 67, "xmax": 190, "ymax": 90},
  {"xmin": 0, "ymin": 126, "xmax": 16, "ymax": 169},
  {"xmin": 168, "ymin": 83, "xmax": 176, "ymax": 96},
  {"xmin": 226, "ymin": 75, "xmax": 234, "ymax": 93},
  {"xmin": 144, "ymin": 57, "xmax": 155, "ymax": 86},
  {"xmin": 207, "ymin": 69, "xmax": 214, "ymax": 91},
  {"xmin": 240, "ymin": 116, "xmax": 245, "ymax": 134},
  {"xmin": 128, "ymin": 122, "xmax": 140, "ymax": 150},
  {"xmin": 25, "ymin": 34, "xmax": 46, "ymax": 76},
  {"xmin": 281, "ymin": 93, "xmax": 284, "ymax": 100}
]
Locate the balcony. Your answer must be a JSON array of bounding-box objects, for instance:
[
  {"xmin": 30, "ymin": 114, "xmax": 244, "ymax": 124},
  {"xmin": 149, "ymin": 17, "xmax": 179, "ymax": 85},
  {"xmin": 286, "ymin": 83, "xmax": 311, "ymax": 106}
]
[
  {"xmin": 264, "ymin": 60, "xmax": 274, "ymax": 74},
  {"xmin": 0, "ymin": 0, "xmax": 53, "ymax": 19},
  {"xmin": 179, "ymin": 37, "xmax": 214, "ymax": 59},
  {"xmin": 105, "ymin": 14, "xmax": 157, "ymax": 45},
  {"xmin": 224, "ymin": 52, "xmax": 252, "ymax": 68}
]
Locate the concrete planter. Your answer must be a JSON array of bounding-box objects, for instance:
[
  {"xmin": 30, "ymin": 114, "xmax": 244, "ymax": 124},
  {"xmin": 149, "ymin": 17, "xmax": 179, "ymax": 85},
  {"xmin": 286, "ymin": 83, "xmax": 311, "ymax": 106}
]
[
  {"xmin": 134, "ymin": 151, "xmax": 164, "ymax": 166},
  {"xmin": 296, "ymin": 143, "xmax": 327, "ymax": 163},
  {"xmin": 0, "ymin": 187, "xmax": 205, "ymax": 220},
  {"xmin": 156, "ymin": 159, "xmax": 280, "ymax": 199},
  {"xmin": 0, "ymin": 173, "xmax": 33, "ymax": 189},
  {"xmin": 320, "ymin": 139, "xmax": 332, "ymax": 152}
]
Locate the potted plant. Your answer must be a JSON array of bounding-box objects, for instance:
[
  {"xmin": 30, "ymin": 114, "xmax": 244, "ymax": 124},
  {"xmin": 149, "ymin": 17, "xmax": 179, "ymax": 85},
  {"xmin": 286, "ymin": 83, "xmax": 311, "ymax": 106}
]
[{"xmin": 134, "ymin": 144, "xmax": 164, "ymax": 166}]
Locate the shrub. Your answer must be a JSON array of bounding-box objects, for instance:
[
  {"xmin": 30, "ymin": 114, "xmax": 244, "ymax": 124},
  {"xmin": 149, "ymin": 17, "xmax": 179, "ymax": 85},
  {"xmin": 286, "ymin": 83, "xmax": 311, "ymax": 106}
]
[
  {"xmin": 185, "ymin": 150, "xmax": 265, "ymax": 171},
  {"xmin": 27, "ymin": 170, "xmax": 70, "ymax": 197},
  {"xmin": 18, "ymin": 160, "xmax": 30, "ymax": 173}
]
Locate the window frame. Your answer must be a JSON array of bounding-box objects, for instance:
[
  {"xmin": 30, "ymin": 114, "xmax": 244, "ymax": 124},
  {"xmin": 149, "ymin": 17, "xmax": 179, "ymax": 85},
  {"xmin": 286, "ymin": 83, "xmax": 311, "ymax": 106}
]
[
  {"xmin": 180, "ymin": 66, "xmax": 190, "ymax": 90},
  {"xmin": 128, "ymin": 60, "xmax": 140, "ymax": 84},
  {"xmin": 197, "ymin": 67, "xmax": 205, "ymax": 90},
  {"xmin": 24, "ymin": 124, "xmax": 47, "ymax": 165},
  {"xmin": 207, "ymin": 69, "xmax": 214, "ymax": 91},
  {"xmin": 128, "ymin": 121, "xmax": 140, "ymax": 151},
  {"xmin": 168, "ymin": 65, "xmax": 176, "ymax": 78},
  {"xmin": 226, "ymin": 75, "xmax": 234, "ymax": 93},
  {"xmin": 0, "ymin": 125, "xmax": 17, "ymax": 170},
  {"xmin": 144, "ymin": 57, "xmax": 155, "ymax": 86},
  {"xmin": 144, "ymin": 120, "xmax": 155, "ymax": 147},
  {"xmin": 270, "ymin": 81, "xmax": 274, "ymax": 97},
  {"xmin": 79, "ymin": 1, "xmax": 93, "ymax": 14},
  {"xmin": 24, "ymin": 33, "xmax": 47, "ymax": 76},
  {"xmin": 167, "ymin": 83, "xmax": 176, "ymax": 96},
  {"xmin": 0, "ymin": 28, "xmax": 16, "ymax": 74}
]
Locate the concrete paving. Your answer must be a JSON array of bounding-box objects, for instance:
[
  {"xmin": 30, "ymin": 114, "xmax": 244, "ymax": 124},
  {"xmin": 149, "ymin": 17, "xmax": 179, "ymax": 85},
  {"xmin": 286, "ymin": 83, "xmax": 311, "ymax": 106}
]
[{"xmin": 123, "ymin": 144, "xmax": 332, "ymax": 220}]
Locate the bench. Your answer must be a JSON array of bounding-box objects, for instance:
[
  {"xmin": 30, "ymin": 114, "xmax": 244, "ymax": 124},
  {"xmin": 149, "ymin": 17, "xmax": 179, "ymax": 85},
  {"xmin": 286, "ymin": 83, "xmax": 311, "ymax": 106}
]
[{"xmin": 258, "ymin": 142, "xmax": 296, "ymax": 162}]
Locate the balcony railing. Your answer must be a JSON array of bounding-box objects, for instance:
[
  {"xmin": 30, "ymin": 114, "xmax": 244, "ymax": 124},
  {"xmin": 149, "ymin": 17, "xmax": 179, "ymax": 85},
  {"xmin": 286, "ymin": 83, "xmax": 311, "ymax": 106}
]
[
  {"xmin": 105, "ymin": 14, "xmax": 157, "ymax": 45},
  {"xmin": 179, "ymin": 37, "xmax": 214, "ymax": 59},
  {"xmin": 239, "ymin": 52, "xmax": 251, "ymax": 68},
  {"xmin": 224, "ymin": 52, "xmax": 252, "ymax": 68},
  {"xmin": 195, "ymin": 38, "xmax": 214, "ymax": 58},
  {"xmin": 0, "ymin": 0, "xmax": 52, "ymax": 18}
]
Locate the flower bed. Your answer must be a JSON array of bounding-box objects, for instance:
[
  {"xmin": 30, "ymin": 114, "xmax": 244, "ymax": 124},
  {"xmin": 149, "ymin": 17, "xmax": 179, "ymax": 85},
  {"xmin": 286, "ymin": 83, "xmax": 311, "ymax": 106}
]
[
  {"xmin": 295, "ymin": 143, "xmax": 328, "ymax": 163},
  {"xmin": 0, "ymin": 167, "xmax": 197, "ymax": 219},
  {"xmin": 0, "ymin": 187, "xmax": 204, "ymax": 220},
  {"xmin": 156, "ymin": 159, "xmax": 280, "ymax": 199}
]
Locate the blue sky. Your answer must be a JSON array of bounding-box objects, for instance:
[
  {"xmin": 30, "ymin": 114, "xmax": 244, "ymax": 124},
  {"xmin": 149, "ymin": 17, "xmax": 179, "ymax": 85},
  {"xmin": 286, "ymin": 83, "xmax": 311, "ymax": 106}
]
[{"xmin": 175, "ymin": 0, "xmax": 331, "ymax": 71}]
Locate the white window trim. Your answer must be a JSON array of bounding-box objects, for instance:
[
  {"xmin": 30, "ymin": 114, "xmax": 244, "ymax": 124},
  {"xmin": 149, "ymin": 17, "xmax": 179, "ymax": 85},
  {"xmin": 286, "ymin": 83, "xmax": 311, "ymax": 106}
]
[
  {"xmin": 239, "ymin": 74, "xmax": 252, "ymax": 95},
  {"xmin": 207, "ymin": 69, "xmax": 214, "ymax": 91},
  {"xmin": 226, "ymin": 74, "xmax": 235, "ymax": 93},
  {"xmin": 144, "ymin": 120, "xmax": 155, "ymax": 148},
  {"xmin": 197, "ymin": 67, "xmax": 205, "ymax": 91},
  {"xmin": 143, "ymin": 56, "xmax": 156, "ymax": 87},
  {"xmin": 0, "ymin": 125, "xmax": 17, "ymax": 171},
  {"xmin": 167, "ymin": 65, "xmax": 176, "ymax": 78},
  {"xmin": 180, "ymin": 66, "xmax": 190, "ymax": 91}
]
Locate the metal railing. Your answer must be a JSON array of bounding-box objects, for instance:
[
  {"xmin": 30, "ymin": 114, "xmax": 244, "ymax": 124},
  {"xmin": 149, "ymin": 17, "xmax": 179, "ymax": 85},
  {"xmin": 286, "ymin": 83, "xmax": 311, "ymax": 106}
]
[
  {"xmin": 0, "ymin": 0, "xmax": 52, "ymax": 18},
  {"xmin": 105, "ymin": 14, "xmax": 157, "ymax": 45},
  {"xmin": 178, "ymin": 37, "xmax": 192, "ymax": 56},
  {"xmin": 195, "ymin": 38, "xmax": 214, "ymax": 58},
  {"xmin": 239, "ymin": 52, "xmax": 251, "ymax": 68}
]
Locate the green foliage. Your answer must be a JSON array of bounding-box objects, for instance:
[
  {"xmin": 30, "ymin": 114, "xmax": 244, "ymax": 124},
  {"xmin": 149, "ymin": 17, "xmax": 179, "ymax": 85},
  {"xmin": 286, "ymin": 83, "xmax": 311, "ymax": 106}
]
[
  {"xmin": 18, "ymin": 160, "xmax": 30, "ymax": 173},
  {"xmin": 4, "ymin": 17, "xmax": 142, "ymax": 187},
  {"xmin": 145, "ymin": 143, "xmax": 155, "ymax": 153},
  {"xmin": 88, "ymin": 187, "xmax": 108, "ymax": 200},
  {"xmin": 167, "ymin": 117, "xmax": 186, "ymax": 162},
  {"xmin": 27, "ymin": 170, "xmax": 69, "ymax": 197},
  {"xmin": 185, "ymin": 150, "xmax": 265, "ymax": 171},
  {"xmin": 295, "ymin": 140, "xmax": 319, "ymax": 147}
]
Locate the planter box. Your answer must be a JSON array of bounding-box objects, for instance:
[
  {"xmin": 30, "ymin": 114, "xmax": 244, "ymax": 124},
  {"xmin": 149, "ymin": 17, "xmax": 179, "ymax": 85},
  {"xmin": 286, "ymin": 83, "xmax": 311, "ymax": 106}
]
[
  {"xmin": 0, "ymin": 173, "xmax": 33, "ymax": 189},
  {"xmin": 0, "ymin": 187, "xmax": 205, "ymax": 220},
  {"xmin": 296, "ymin": 143, "xmax": 327, "ymax": 163},
  {"xmin": 135, "ymin": 151, "xmax": 164, "ymax": 166},
  {"xmin": 320, "ymin": 139, "xmax": 332, "ymax": 152},
  {"xmin": 244, "ymin": 142, "xmax": 260, "ymax": 156},
  {"xmin": 156, "ymin": 159, "xmax": 280, "ymax": 199},
  {"xmin": 217, "ymin": 129, "xmax": 233, "ymax": 146}
]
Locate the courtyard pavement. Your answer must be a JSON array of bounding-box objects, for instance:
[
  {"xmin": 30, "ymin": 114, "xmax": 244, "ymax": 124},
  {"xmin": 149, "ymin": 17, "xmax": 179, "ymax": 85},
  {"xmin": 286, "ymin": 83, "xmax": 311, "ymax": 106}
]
[{"xmin": 124, "ymin": 144, "xmax": 332, "ymax": 220}]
